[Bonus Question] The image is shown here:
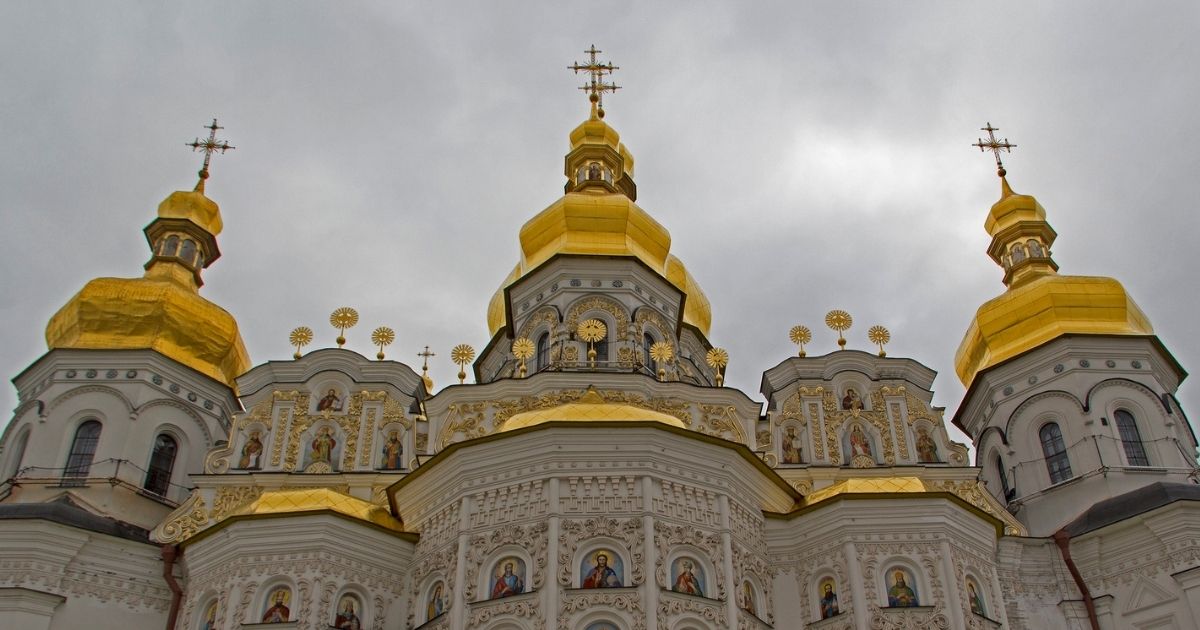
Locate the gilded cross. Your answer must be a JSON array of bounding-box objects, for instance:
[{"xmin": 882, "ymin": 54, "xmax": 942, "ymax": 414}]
[
  {"xmin": 972, "ymin": 122, "xmax": 1016, "ymax": 177},
  {"xmin": 186, "ymin": 118, "xmax": 235, "ymax": 180},
  {"xmin": 569, "ymin": 45, "xmax": 620, "ymax": 113},
  {"xmin": 417, "ymin": 346, "xmax": 436, "ymax": 371}
]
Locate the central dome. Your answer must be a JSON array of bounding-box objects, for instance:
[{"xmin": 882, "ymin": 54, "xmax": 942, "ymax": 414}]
[{"xmin": 487, "ymin": 114, "xmax": 712, "ymax": 337}]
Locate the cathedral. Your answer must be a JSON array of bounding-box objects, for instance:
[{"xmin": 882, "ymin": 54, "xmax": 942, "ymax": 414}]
[{"xmin": 1, "ymin": 51, "xmax": 1198, "ymax": 630}]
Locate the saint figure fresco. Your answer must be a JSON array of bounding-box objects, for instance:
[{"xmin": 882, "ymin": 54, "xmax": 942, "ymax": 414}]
[
  {"xmin": 381, "ymin": 430, "xmax": 404, "ymax": 469},
  {"xmin": 849, "ymin": 425, "xmax": 874, "ymax": 459},
  {"xmin": 426, "ymin": 582, "xmax": 446, "ymax": 621},
  {"xmin": 581, "ymin": 551, "xmax": 623, "ymax": 588},
  {"xmin": 886, "ymin": 569, "xmax": 919, "ymax": 607},
  {"xmin": 317, "ymin": 388, "xmax": 343, "ymax": 412},
  {"xmin": 819, "ymin": 579, "xmax": 840, "ymax": 618},
  {"xmin": 310, "ymin": 426, "xmax": 337, "ymax": 465},
  {"xmin": 261, "ymin": 587, "xmax": 291, "ymax": 623},
  {"xmin": 841, "ymin": 387, "xmax": 864, "ymax": 410},
  {"xmin": 781, "ymin": 426, "xmax": 802, "ymax": 464},
  {"xmin": 239, "ymin": 430, "xmax": 263, "ymax": 469},
  {"xmin": 333, "ymin": 595, "xmax": 362, "ymax": 630},
  {"xmin": 742, "ymin": 581, "xmax": 757, "ymax": 615},
  {"xmin": 967, "ymin": 579, "xmax": 986, "ymax": 616},
  {"xmin": 489, "ymin": 558, "xmax": 526, "ymax": 599},
  {"xmin": 916, "ymin": 426, "xmax": 938, "ymax": 463},
  {"xmin": 670, "ymin": 558, "xmax": 705, "ymax": 597}
]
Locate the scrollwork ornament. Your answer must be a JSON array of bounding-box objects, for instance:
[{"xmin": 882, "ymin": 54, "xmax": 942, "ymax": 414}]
[{"xmin": 153, "ymin": 491, "xmax": 208, "ymax": 544}]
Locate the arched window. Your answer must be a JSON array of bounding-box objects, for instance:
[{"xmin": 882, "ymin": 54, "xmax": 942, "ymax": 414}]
[
  {"xmin": 643, "ymin": 333, "xmax": 655, "ymax": 372},
  {"xmin": 535, "ymin": 332, "xmax": 550, "ymax": 371},
  {"xmin": 1039, "ymin": 423, "xmax": 1072, "ymax": 484},
  {"xmin": 1027, "ymin": 239, "xmax": 1044, "ymax": 258},
  {"xmin": 1011, "ymin": 243, "xmax": 1026, "ymax": 263},
  {"xmin": 162, "ymin": 235, "xmax": 179, "ymax": 257},
  {"xmin": 994, "ymin": 455, "xmax": 1012, "ymax": 501},
  {"xmin": 63, "ymin": 420, "xmax": 102, "ymax": 483},
  {"xmin": 143, "ymin": 434, "xmax": 178, "ymax": 496},
  {"xmin": 179, "ymin": 239, "xmax": 197, "ymax": 265},
  {"xmin": 1115, "ymin": 410, "xmax": 1150, "ymax": 466}
]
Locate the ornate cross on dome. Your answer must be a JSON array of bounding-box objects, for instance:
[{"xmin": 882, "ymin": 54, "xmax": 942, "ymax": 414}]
[
  {"xmin": 569, "ymin": 45, "xmax": 620, "ymax": 117},
  {"xmin": 417, "ymin": 345, "xmax": 436, "ymax": 371},
  {"xmin": 972, "ymin": 122, "xmax": 1016, "ymax": 177},
  {"xmin": 186, "ymin": 118, "xmax": 235, "ymax": 186}
]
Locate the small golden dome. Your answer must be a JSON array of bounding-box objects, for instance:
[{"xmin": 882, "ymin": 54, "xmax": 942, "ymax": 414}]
[
  {"xmin": 956, "ymin": 273, "xmax": 1153, "ymax": 386},
  {"xmin": 500, "ymin": 386, "xmax": 686, "ymax": 432},
  {"xmin": 157, "ymin": 189, "xmax": 223, "ymax": 235},
  {"xmin": 230, "ymin": 488, "xmax": 404, "ymax": 532}
]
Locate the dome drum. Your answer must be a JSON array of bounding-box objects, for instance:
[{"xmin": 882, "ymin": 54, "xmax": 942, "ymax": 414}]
[
  {"xmin": 986, "ymin": 221, "xmax": 1058, "ymax": 286},
  {"xmin": 564, "ymin": 143, "xmax": 637, "ymax": 200},
  {"xmin": 144, "ymin": 217, "xmax": 221, "ymax": 286}
]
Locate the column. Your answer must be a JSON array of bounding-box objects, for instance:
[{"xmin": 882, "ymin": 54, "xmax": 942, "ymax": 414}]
[
  {"xmin": 451, "ymin": 495, "xmax": 472, "ymax": 630},
  {"xmin": 546, "ymin": 477, "xmax": 560, "ymax": 630},
  {"xmin": 719, "ymin": 494, "xmax": 737, "ymax": 629},
  {"xmin": 642, "ymin": 475, "xmax": 658, "ymax": 630},
  {"xmin": 844, "ymin": 541, "xmax": 869, "ymax": 629},
  {"xmin": 939, "ymin": 540, "xmax": 965, "ymax": 629}
]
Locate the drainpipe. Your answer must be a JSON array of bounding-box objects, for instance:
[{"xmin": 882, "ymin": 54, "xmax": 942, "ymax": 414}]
[
  {"xmin": 162, "ymin": 544, "xmax": 184, "ymax": 630},
  {"xmin": 1052, "ymin": 529, "xmax": 1099, "ymax": 630}
]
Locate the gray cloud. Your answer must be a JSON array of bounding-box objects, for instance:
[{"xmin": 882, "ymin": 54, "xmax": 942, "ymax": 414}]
[{"xmin": 2, "ymin": 2, "xmax": 1197, "ymax": 450}]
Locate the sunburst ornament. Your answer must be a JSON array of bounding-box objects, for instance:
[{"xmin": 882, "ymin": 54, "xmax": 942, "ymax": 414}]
[
  {"xmin": 577, "ymin": 319, "xmax": 607, "ymax": 367},
  {"xmin": 706, "ymin": 347, "xmax": 729, "ymax": 387},
  {"xmin": 289, "ymin": 326, "xmax": 313, "ymax": 359},
  {"xmin": 329, "ymin": 307, "xmax": 359, "ymax": 347},
  {"xmin": 825, "ymin": 310, "xmax": 853, "ymax": 350},
  {"xmin": 650, "ymin": 341, "xmax": 674, "ymax": 381},
  {"xmin": 868, "ymin": 325, "xmax": 891, "ymax": 357},
  {"xmin": 788, "ymin": 325, "xmax": 812, "ymax": 357},
  {"xmin": 451, "ymin": 344, "xmax": 475, "ymax": 384},
  {"xmin": 512, "ymin": 337, "xmax": 536, "ymax": 377},
  {"xmin": 371, "ymin": 326, "xmax": 395, "ymax": 360}
]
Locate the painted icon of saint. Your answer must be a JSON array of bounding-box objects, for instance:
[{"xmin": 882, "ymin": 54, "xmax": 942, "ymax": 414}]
[
  {"xmin": 916, "ymin": 427, "xmax": 938, "ymax": 463},
  {"xmin": 200, "ymin": 600, "xmax": 218, "ymax": 630},
  {"xmin": 333, "ymin": 595, "xmax": 361, "ymax": 629},
  {"xmin": 782, "ymin": 426, "xmax": 802, "ymax": 464},
  {"xmin": 317, "ymin": 388, "xmax": 343, "ymax": 412},
  {"xmin": 426, "ymin": 582, "xmax": 445, "ymax": 621},
  {"xmin": 967, "ymin": 580, "xmax": 986, "ymax": 616},
  {"xmin": 819, "ymin": 579, "xmax": 840, "ymax": 618},
  {"xmin": 239, "ymin": 431, "xmax": 263, "ymax": 469},
  {"xmin": 261, "ymin": 588, "xmax": 291, "ymax": 623},
  {"xmin": 742, "ymin": 581, "xmax": 757, "ymax": 615},
  {"xmin": 490, "ymin": 559, "xmax": 525, "ymax": 599},
  {"xmin": 671, "ymin": 558, "xmax": 704, "ymax": 597},
  {"xmin": 311, "ymin": 426, "xmax": 336, "ymax": 465},
  {"xmin": 381, "ymin": 430, "xmax": 403, "ymax": 469},
  {"xmin": 581, "ymin": 551, "xmax": 622, "ymax": 588},
  {"xmin": 841, "ymin": 388, "xmax": 863, "ymax": 410},
  {"xmin": 887, "ymin": 569, "xmax": 919, "ymax": 607},
  {"xmin": 849, "ymin": 425, "xmax": 873, "ymax": 459}
]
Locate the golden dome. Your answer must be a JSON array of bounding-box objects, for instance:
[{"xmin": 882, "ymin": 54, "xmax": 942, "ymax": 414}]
[
  {"xmin": 955, "ymin": 177, "xmax": 1153, "ymax": 386},
  {"xmin": 500, "ymin": 386, "xmax": 686, "ymax": 432},
  {"xmin": 229, "ymin": 488, "xmax": 404, "ymax": 532},
  {"xmin": 487, "ymin": 114, "xmax": 712, "ymax": 337},
  {"xmin": 44, "ymin": 184, "xmax": 249, "ymax": 389}
]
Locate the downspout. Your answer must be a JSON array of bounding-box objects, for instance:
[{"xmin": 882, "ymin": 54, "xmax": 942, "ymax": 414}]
[
  {"xmin": 162, "ymin": 544, "xmax": 184, "ymax": 630},
  {"xmin": 1052, "ymin": 529, "xmax": 1100, "ymax": 630}
]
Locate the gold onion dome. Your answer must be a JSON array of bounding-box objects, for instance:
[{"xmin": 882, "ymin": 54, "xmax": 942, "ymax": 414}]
[
  {"xmin": 501, "ymin": 386, "xmax": 686, "ymax": 432},
  {"xmin": 45, "ymin": 180, "xmax": 250, "ymax": 388},
  {"xmin": 487, "ymin": 111, "xmax": 711, "ymax": 337},
  {"xmin": 955, "ymin": 176, "xmax": 1152, "ymax": 387}
]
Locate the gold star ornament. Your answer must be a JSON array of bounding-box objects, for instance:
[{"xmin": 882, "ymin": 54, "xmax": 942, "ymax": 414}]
[
  {"xmin": 788, "ymin": 325, "xmax": 812, "ymax": 357},
  {"xmin": 289, "ymin": 326, "xmax": 313, "ymax": 359},
  {"xmin": 868, "ymin": 325, "xmax": 891, "ymax": 357},
  {"xmin": 451, "ymin": 344, "xmax": 475, "ymax": 384},
  {"xmin": 512, "ymin": 337, "xmax": 536, "ymax": 378},
  {"xmin": 825, "ymin": 310, "xmax": 852, "ymax": 350},
  {"xmin": 330, "ymin": 307, "xmax": 359, "ymax": 348},
  {"xmin": 706, "ymin": 347, "xmax": 729, "ymax": 387},
  {"xmin": 371, "ymin": 326, "xmax": 395, "ymax": 360}
]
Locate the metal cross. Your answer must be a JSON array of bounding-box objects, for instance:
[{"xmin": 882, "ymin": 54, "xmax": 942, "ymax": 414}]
[
  {"xmin": 569, "ymin": 45, "xmax": 620, "ymax": 112},
  {"xmin": 186, "ymin": 118, "xmax": 235, "ymax": 179},
  {"xmin": 972, "ymin": 122, "xmax": 1016, "ymax": 176},
  {"xmin": 417, "ymin": 345, "xmax": 437, "ymax": 371}
]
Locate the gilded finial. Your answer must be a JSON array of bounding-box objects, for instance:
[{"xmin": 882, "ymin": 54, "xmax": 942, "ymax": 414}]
[
  {"xmin": 329, "ymin": 307, "xmax": 359, "ymax": 348},
  {"xmin": 650, "ymin": 341, "xmax": 674, "ymax": 382},
  {"xmin": 417, "ymin": 346, "xmax": 436, "ymax": 393},
  {"xmin": 577, "ymin": 319, "xmax": 608, "ymax": 368},
  {"xmin": 512, "ymin": 338, "xmax": 535, "ymax": 378},
  {"xmin": 451, "ymin": 344, "xmax": 475, "ymax": 384},
  {"xmin": 705, "ymin": 347, "xmax": 729, "ymax": 387},
  {"xmin": 825, "ymin": 310, "xmax": 852, "ymax": 350},
  {"xmin": 788, "ymin": 325, "xmax": 812, "ymax": 357},
  {"xmin": 371, "ymin": 326, "xmax": 395, "ymax": 360},
  {"xmin": 867, "ymin": 325, "xmax": 891, "ymax": 357},
  {"xmin": 972, "ymin": 122, "xmax": 1017, "ymax": 179},
  {"xmin": 186, "ymin": 118, "xmax": 235, "ymax": 193},
  {"xmin": 289, "ymin": 326, "xmax": 313, "ymax": 359},
  {"xmin": 569, "ymin": 45, "xmax": 620, "ymax": 119}
]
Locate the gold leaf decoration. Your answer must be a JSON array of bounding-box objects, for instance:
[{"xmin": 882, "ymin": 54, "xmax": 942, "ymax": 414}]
[
  {"xmin": 577, "ymin": 318, "xmax": 607, "ymax": 343},
  {"xmin": 705, "ymin": 347, "xmax": 729, "ymax": 369},
  {"xmin": 511, "ymin": 337, "xmax": 535, "ymax": 360}
]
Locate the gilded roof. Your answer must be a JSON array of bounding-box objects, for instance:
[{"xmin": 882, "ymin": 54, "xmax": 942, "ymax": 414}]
[
  {"xmin": 230, "ymin": 488, "xmax": 404, "ymax": 532},
  {"xmin": 500, "ymin": 387, "xmax": 687, "ymax": 431}
]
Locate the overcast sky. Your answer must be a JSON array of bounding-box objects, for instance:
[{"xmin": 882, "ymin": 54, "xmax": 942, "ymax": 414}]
[{"xmin": 2, "ymin": 2, "xmax": 1197, "ymax": 451}]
